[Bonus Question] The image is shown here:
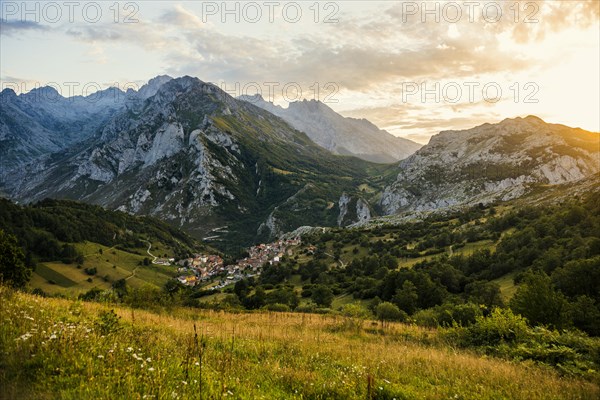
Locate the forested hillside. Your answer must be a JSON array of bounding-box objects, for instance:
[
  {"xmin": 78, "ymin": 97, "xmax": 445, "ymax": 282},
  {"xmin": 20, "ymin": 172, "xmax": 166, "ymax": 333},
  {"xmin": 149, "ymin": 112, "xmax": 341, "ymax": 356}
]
[
  {"xmin": 209, "ymin": 191, "xmax": 600, "ymax": 337},
  {"xmin": 0, "ymin": 199, "xmax": 207, "ymax": 292}
]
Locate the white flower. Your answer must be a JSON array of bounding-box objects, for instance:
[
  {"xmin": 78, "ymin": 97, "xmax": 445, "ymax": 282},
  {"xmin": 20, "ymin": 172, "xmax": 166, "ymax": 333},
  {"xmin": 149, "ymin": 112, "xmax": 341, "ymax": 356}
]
[
  {"xmin": 49, "ymin": 334, "xmax": 57, "ymax": 340},
  {"xmin": 181, "ymin": 381, "xmax": 187, "ymax": 385},
  {"xmin": 146, "ymin": 357, "xmax": 151, "ymax": 362},
  {"xmin": 126, "ymin": 347, "xmax": 133, "ymax": 352},
  {"xmin": 97, "ymin": 355, "xmax": 104, "ymax": 359},
  {"xmin": 148, "ymin": 367, "xmax": 155, "ymax": 372},
  {"xmin": 17, "ymin": 333, "xmax": 32, "ymax": 341}
]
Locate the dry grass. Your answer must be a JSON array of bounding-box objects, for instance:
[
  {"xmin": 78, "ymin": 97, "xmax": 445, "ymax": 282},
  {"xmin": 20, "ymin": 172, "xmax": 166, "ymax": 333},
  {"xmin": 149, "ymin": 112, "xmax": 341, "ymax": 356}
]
[{"xmin": 2, "ymin": 287, "xmax": 598, "ymax": 399}]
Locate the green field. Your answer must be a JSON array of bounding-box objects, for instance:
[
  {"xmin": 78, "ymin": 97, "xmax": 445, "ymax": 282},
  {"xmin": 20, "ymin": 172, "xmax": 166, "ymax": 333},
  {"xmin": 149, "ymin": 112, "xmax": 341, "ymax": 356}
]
[
  {"xmin": 492, "ymin": 271, "xmax": 520, "ymax": 301},
  {"xmin": 30, "ymin": 241, "xmax": 178, "ymax": 296}
]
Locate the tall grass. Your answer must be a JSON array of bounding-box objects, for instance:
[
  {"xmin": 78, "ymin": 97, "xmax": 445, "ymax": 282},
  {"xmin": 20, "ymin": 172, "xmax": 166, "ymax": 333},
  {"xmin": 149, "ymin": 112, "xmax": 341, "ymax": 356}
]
[{"xmin": 1, "ymin": 286, "xmax": 598, "ymax": 399}]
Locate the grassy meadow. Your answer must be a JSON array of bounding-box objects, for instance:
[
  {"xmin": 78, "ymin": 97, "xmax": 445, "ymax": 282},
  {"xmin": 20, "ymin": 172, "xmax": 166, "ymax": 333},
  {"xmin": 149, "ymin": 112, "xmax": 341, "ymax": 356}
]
[
  {"xmin": 1, "ymin": 286, "xmax": 598, "ymax": 400},
  {"xmin": 29, "ymin": 241, "xmax": 177, "ymax": 296}
]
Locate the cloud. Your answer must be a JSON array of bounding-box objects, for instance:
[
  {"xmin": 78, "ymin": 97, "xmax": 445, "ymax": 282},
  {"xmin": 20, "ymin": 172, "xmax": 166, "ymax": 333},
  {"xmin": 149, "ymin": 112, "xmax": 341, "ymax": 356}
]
[
  {"xmin": 50, "ymin": 2, "xmax": 595, "ymax": 94},
  {"xmin": 3, "ymin": 1, "xmax": 597, "ymax": 139},
  {"xmin": 66, "ymin": 27, "xmax": 122, "ymax": 42},
  {"xmin": 0, "ymin": 20, "xmax": 49, "ymax": 36}
]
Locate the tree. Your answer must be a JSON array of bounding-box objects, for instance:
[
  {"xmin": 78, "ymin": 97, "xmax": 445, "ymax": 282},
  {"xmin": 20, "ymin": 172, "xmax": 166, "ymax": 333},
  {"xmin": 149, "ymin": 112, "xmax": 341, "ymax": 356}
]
[
  {"xmin": 311, "ymin": 284, "xmax": 334, "ymax": 308},
  {"xmin": 0, "ymin": 229, "xmax": 31, "ymax": 288},
  {"xmin": 465, "ymin": 281, "xmax": 504, "ymax": 308},
  {"xmin": 112, "ymin": 278, "xmax": 128, "ymax": 298},
  {"xmin": 510, "ymin": 272, "xmax": 568, "ymax": 329},
  {"xmin": 243, "ymin": 286, "xmax": 266, "ymax": 309},
  {"xmin": 375, "ymin": 302, "xmax": 407, "ymax": 328},
  {"xmin": 552, "ymin": 257, "xmax": 600, "ymax": 303},
  {"xmin": 267, "ymin": 287, "xmax": 299, "ymax": 309},
  {"xmin": 234, "ymin": 279, "xmax": 250, "ymax": 299},
  {"xmin": 568, "ymin": 295, "xmax": 600, "ymax": 336},
  {"xmin": 392, "ymin": 280, "xmax": 419, "ymax": 314}
]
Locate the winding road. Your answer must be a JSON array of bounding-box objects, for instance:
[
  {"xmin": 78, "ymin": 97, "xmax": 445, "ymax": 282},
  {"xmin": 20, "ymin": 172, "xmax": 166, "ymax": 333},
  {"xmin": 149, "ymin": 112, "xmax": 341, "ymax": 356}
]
[
  {"xmin": 126, "ymin": 241, "xmax": 157, "ymax": 281},
  {"xmin": 145, "ymin": 241, "xmax": 158, "ymax": 263}
]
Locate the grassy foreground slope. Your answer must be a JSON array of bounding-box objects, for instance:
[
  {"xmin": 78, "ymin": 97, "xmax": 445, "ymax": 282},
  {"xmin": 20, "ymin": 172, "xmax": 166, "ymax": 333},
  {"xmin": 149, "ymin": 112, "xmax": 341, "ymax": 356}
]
[{"xmin": 1, "ymin": 287, "xmax": 598, "ymax": 400}]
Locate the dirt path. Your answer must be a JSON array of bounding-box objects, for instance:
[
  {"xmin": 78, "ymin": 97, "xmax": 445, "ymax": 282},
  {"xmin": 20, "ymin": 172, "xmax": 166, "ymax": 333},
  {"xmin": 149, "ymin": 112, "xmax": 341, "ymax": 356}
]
[
  {"xmin": 124, "ymin": 241, "xmax": 157, "ymax": 281},
  {"xmin": 325, "ymin": 252, "xmax": 346, "ymax": 268},
  {"xmin": 146, "ymin": 241, "xmax": 157, "ymax": 263}
]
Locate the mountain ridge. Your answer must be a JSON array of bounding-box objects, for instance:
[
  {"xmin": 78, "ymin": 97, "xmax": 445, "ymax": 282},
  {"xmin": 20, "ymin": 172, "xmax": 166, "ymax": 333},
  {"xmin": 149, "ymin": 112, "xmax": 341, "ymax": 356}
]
[
  {"xmin": 3, "ymin": 76, "xmax": 384, "ymax": 249},
  {"xmin": 380, "ymin": 115, "xmax": 600, "ymax": 214},
  {"xmin": 239, "ymin": 93, "xmax": 422, "ymax": 163}
]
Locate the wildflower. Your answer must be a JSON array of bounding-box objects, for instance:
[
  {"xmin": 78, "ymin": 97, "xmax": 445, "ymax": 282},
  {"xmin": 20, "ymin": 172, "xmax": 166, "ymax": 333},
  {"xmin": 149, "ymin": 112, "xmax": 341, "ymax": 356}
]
[
  {"xmin": 17, "ymin": 333, "xmax": 32, "ymax": 341},
  {"xmin": 181, "ymin": 381, "xmax": 188, "ymax": 385},
  {"xmin": 24, "ymin": 316, "xmax": 34, "ymax": 321},
  {"xmin": 97, "ymin": 355, "xmax": 104, "ymax": 359},
  {"xmin": 194, "ymin": 361, "xmax": 200, "ymax": 366},
  {"xmin": 126, "ymin": 347, "xmax": 133, "ymax": 352},
  {"xmin": 148, "ymin": 367, "xmax": 155, "ymax": 372},
  {"xmin": 49, "ymin": 334, "xmax": 57, "ymax": 340},
  {"xmin": 146, "ymin": 357, "xmax": 152, "ymax": 362}
]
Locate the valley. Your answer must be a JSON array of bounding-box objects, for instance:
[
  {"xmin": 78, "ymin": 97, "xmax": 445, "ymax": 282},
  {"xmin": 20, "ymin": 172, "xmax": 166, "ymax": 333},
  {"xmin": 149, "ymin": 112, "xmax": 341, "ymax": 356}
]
[
  {"xmin": 3, "ymin": 1, "xmax": 599, "ymax": 397},
  {"xmin": 1, "ymin": 76, "xmax": 599, "ymax": 399}
]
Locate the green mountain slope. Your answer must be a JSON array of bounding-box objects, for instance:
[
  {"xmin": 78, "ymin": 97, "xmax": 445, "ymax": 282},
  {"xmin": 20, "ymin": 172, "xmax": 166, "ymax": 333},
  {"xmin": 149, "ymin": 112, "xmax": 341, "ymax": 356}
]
[
  {"xmin": 0, "ymin": 198, "xmax": 210, "ymax": 295},
  {"xmin": 8, "ymin": 77, "xmax": 388, "ymax": 250}
]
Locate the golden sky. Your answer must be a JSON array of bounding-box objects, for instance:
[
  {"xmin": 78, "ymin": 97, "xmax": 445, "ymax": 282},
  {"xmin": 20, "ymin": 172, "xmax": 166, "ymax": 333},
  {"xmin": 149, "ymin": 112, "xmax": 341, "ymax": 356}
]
[{"xmin": 1, "ymin": 1, "xmax": 598, "ymax": 143}]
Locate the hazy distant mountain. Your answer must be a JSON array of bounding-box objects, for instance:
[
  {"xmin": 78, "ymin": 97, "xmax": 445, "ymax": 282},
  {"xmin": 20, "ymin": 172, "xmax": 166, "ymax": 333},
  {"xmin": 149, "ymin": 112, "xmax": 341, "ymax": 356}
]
[
  {"xmin": 239, "ymin": 94, "xmax": 422, "ymax": 163},
  {"xmin": 5, "ymin": 76, "xmax": 379, "ymax": 246},
  {"xmin": 0, "ymin": 75, "xmax": 174, "ymax": 176},
  {"xmin": 380, "ymin": 116, "xmax": 600, "ymax": 214}
]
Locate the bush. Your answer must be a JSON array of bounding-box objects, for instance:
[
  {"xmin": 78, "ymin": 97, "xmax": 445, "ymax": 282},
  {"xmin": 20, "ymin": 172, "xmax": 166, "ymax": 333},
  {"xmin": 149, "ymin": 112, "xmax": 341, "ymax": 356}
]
[
  {"xmin": 95, "ymin": 309, "xmax": 121, "ymax": 335},
  {"xmin": 460, "ymin": 308, "xmax": 529, "ymax": 346},
  {"xmin": 338, "ymin": 304, "xmax": 370, "ymax": 332},
  {"xmin": 375, "ymin": 302, "xmax": 408, "ymax": 327},
  {"xmin": 414, "ymin": 303, "xmax": 482, "ymax": 328},
  {"xmin": 265, "ymin": 303, "xmax": 290, "ymax": 312}
]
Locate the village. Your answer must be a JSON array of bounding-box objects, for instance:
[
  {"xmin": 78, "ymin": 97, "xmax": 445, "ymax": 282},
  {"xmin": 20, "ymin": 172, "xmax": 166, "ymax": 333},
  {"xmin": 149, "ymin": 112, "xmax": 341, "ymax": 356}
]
[{"xmin": 171, "ymin": 238, "xmax": 301, "ymax": 288}]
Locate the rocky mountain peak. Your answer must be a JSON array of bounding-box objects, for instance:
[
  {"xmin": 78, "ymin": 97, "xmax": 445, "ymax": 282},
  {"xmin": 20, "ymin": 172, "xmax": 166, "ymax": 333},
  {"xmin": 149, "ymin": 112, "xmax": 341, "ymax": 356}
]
[
  {"xmin": 137, "ymin": 75, "xmax": 173, "ymax": 99},
  {"xmin": 0, "ymin": 88, "xmax": 17, "ymax": 98},
  {"xmin": 381, "ymin": 116, "xmax": 600, "ymax": 214},
  {"xmin": 239, "ymin": 95, "xmax": 421, "ymax": 163}
]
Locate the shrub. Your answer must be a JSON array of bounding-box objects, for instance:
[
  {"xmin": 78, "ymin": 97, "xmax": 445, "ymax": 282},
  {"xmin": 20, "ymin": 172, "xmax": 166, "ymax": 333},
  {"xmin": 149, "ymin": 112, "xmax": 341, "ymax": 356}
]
[
  {"xmin": 461, "ymin": 308, "xmax": 529, "ymax": 346},
  {"xmin": 265, "ymin": 303, "xmax": 290, "ymax": 312},
  {"xmin": 95, "ymin": 309, "xmax": 121, "ymax": 335},
  {"xmin": 375, "ymin": 302, "xmax": 408, "ymax": 327}
]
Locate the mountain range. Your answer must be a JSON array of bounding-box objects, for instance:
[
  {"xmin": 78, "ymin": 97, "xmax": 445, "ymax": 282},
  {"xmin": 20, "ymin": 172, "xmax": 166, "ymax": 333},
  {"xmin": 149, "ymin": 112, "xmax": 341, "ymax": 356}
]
[
  {"xmin": 1, "ymin": 75, "xmax": 598, "ymax": 248},
  {"xmin": 1, "ymin": 76, "xmax": 385, "ymax": 248},
  {"xmin": 239, "ymin": 94, "xmax": 422, "ymax": 163},
  {"xmin": 0, "ymin": 75, "xmax": 172, "ymax": 175},
  {"xmin": 380, "ymin": 116, "xmax": 600, "ymax": 214}
]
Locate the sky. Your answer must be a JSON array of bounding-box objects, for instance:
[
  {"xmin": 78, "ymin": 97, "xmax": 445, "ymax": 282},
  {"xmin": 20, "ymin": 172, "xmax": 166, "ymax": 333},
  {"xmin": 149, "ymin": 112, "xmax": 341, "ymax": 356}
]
[{"xmin": 1, "ymin": 0, "xmax": 599, "ymax": 144}]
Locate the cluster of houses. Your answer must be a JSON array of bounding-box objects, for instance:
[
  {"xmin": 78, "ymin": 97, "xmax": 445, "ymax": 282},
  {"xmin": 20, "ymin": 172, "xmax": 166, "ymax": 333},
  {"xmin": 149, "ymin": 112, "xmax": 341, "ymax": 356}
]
[{"xmin": 175, "ymin": 238, "xmax": 301, "ymax": 288}]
